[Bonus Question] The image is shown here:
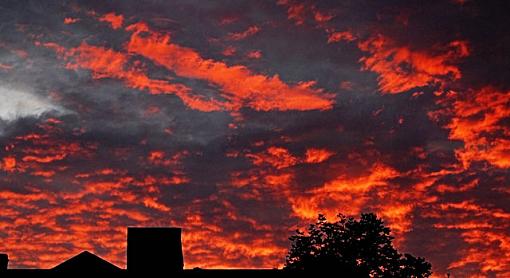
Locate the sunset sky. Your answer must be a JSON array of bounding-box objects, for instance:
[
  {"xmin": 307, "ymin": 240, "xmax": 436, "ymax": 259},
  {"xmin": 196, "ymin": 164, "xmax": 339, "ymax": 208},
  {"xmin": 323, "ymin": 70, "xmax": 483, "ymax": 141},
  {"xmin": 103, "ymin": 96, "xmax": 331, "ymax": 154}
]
[{"xmin": 0, "ymin": 0, "xmax": 509, "ymax": 276}]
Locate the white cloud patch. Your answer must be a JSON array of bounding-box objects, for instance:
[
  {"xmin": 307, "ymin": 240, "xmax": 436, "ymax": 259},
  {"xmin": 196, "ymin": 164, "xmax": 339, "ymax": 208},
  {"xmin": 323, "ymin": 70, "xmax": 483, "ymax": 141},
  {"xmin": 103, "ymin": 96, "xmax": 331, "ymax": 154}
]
[{"xmin": 0, "ymin": 86, "xmax": 66, "ymax": 124}]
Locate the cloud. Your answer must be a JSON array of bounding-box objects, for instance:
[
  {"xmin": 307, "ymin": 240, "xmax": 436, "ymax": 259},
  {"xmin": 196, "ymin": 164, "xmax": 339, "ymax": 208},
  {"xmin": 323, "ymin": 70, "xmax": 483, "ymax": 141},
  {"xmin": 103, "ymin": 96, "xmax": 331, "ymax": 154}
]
[
  {"xmin": 227, "ymin": 25, "xmax": 261, "ymax": 41},
  {"xmin": 98, "ymin": 13, "xmax": 124, "ymax": 30},
  {"xmin": 43, "ymin": 42, "xmax": 222, "ymax": 112},
  {"xmin": 0, "ymin": 86, "xmax": 66, "ymax": 127},
  {"xmin": 432, "ymin": 87, "xmax": 510, "ymax": 169},
  {"xmin": 1, "ymin": 1, "xmax": 509, "ymax": 276},
  {"xmin": 125, "ymin": 22, "xmax": 334, "ymax": 112},
  {"xmin": 358, "ymin": 36, "xmax": 469, "ymax": 94},
  {"xmin": 43, "ymin": 20, "xmax": 334, "ymax": 113}
]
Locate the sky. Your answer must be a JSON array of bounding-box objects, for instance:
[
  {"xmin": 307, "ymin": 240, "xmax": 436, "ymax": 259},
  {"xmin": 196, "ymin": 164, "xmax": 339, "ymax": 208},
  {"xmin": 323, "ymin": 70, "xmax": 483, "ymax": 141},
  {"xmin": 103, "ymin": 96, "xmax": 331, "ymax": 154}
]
[{"xmin": 0, "ymin": 0, "xmax": 509, "ymax": 276}]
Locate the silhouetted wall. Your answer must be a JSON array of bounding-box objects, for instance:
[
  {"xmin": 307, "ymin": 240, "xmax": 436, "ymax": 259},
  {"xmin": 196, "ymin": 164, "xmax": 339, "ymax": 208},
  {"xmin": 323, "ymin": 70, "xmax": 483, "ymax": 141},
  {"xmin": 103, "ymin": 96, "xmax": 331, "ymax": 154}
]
[
  {"xmin": 127, "ymin": 227, "xmax": 183, "ymax": 273},
  {"xmin": 0, "ymin": 253, "xmax": 8, "ymax": 271}
]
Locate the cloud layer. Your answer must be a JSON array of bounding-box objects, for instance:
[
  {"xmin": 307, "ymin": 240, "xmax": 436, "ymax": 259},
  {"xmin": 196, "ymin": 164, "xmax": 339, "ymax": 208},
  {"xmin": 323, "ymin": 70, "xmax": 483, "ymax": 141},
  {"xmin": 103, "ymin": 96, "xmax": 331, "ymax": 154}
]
[{"xmin": 0, "ymin": 1, "xmax": 509, "ymax": 277}]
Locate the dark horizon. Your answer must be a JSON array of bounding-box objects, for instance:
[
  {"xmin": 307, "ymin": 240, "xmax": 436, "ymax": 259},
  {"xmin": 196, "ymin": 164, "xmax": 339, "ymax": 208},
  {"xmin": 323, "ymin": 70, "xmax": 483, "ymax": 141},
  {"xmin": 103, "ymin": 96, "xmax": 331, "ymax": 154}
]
[
  {"xmin": 1, "ymin": 226, "xmax": 292, "ymax": 278},
  {"xmin": 1, "ymin": 226, "xmax": 283, "ymax": 271},
  {"xmin": 0, "ymin": 0, "xmax": 509, "ymax": 277},
  {"xmin": 0, "ymin": 219, "xmax": 432, "ymax": 278}
]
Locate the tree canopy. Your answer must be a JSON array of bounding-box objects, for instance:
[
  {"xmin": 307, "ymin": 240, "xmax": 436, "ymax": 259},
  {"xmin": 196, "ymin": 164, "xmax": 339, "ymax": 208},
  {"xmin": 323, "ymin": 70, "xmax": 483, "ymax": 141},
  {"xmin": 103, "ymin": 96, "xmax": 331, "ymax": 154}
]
[{"xmin": 285, "ymin": 213, "xmax": 431, "ymax": 277}]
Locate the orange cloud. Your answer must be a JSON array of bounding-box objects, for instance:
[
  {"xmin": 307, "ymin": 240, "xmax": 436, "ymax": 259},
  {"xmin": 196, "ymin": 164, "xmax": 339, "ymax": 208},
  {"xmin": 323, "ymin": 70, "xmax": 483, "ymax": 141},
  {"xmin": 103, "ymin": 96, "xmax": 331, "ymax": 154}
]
[
  {"xmin": 431, "ymin": 201, "xmax": 510, "ymax": 276},
  {"xmin": 443, "ymin": 87, "xmax": 510, "ymax": 168},
  {"xmin": 43, "ymin": 19, "xmax": 334, "ymax": 112},
  {"xmin": 284, "ymin": 159, "xmax": 430, "ymax": 247},
  {"xmin": 288, "ymin": 163, "xmax": 400, "ymax": 220},
  {"xmin": 5, "ymin": 122, "xmax": 93, "ymax": 180},
  {"xmin": 359, "ymin": 35, "xmax": 469, "ymax": 94},
  {"xmin": 277, "ymin": 0, "xmax": 307, "ymax": 26},
  {"xmin": 143, "ymin": 197, "xmax": 171, "ymax": 212},
  {"xmin": 181, "ymin": 207, "xmax": 287, "ymax": 269},
  {"xmin": 450, "ymin": 231, "xmax": 510, "ymax": 275},
  {"xmin": 277, "ymin": 0, "xmax": 356, "ymax": 49},
  {"xmin": 436, "ymin": 178, "xmax": 479, "ymax": 193},
  {"xmin": 313, "ymin": 10, "xmax": 334, "ymax": 23},
  {"xmin": 227, "ymin": 25, "xmax": 260, "ymax": 41},
  {"xmin": 246, "ymin": 146, "xmax": 299, "ymax": 169},
  {"xmin": 9, "ymin": 7, "xmax": 507, "ymax": 276},
  {"xmin": 327, "ymin": 31, "xmax": 355, "ymax": 44},
  {"xmin": 1, "ymin": 156, "xmax": 17, "ymax": 172},
  {"xmin": 63, "ymin": 17, "xmax": 80, "ymax": 24},
  {"xmin": 0, "ymin": 141, "xmax": 190, "ymax": 268},
  {"xmin": 304, "ymin": 148, "xmax": 334, "ymax": 163},
  {"xmin": 21, "ymin": 142, "xmax": 84, "ymax": 164},
  {"xmin": 46, "ymin": 42, "xmax": 224, "ymax": 112},
  {"xmin": 148, "ymin": 150, "xmax": 165, "ymax": 162},
  {"xmin": 125, "ymin": 22, "xmax": 334, "ymax": 111},
  {"xmin": 98, "ymin": 13, "xmax": 124, "ymax": 29},
  {"xmin": 146, "ymin": 150, "xmax": 189, "ymax": 169}
]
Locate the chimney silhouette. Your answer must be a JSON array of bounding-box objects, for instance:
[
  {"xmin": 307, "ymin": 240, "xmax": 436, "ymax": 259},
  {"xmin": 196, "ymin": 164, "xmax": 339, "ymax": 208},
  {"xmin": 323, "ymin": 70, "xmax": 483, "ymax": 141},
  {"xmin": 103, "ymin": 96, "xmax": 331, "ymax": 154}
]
[
  {"xmin": 0, "ymin": 254, "xmax": 8, "ymax": 271},
  {"xmin": 127, "ymin": 227, "xmax": 183, "ymax": 273}
]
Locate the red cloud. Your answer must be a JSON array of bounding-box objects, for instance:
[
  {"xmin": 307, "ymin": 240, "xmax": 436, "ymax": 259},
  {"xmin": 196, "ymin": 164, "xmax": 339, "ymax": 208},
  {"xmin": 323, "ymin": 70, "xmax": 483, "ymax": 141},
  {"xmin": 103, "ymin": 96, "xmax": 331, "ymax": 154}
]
[
  {"xmin": 289, "ymin": 163, "xmax": 400, "ymax": 219},
  {"xmin": 227, "ymin": 25, "xmax": 260, "ymax": 41},
  {"xmin": 98, "ymin": 13, "xmax": 124, "ymax": 30},
  {"xmin": 359, "ymin": 35, "xmax": 469, "ymax": 94},
  {"xmin": 64, "ymin": 17, "xmax": 80, "ymax": 24},
  {"xmin": 222, "ymin": 46, "xmax": 236, "ymax": 56},
  {"xmin": 327, "ymin": 31, "xmax": 355, "ymax": 44},
  {"xmin": 0, "ymin": 118, "xmax": 193, "ymax": 268},
  {"xmin": 304, "ymin": 148, "xmax": 334, "ymax": 163},
  {"xmin": 443, "ymin": 87, "xmax": 510, "ymax": 168},
  {"xmin": 246, "ymin": 50, "xmax": 262, "ymax": 59},
  {"xmin": 313, "ymin": 10, "xmax": 334, "ymax": 23},
  {"xmin": 1, "ymin": 156, "xmax": 17, "ymax": 172},
  {"xmin": 125, "ymin": 22, "xmax": 333, "ymax": 111},
  {"xmin": 246, "ymin": 146, "xmax": 299, "ymax": 169},
  {"xmin": 42, "ymin": 19, "xmax": 333, "ymax": 112},
  {"xmin": 11, "ymin": 6, "xmax": 508, "ymax": 277},
  {"xmin": 430, "ymin": 201, "xmax": 510, "ymax": 276},
  {"xmin": 277, "ymin": 0, "xmax": 307, "ymax": 26},
  {"xmin": 46, "ymin": 42, "xmax": 224, "ymax": 112}
]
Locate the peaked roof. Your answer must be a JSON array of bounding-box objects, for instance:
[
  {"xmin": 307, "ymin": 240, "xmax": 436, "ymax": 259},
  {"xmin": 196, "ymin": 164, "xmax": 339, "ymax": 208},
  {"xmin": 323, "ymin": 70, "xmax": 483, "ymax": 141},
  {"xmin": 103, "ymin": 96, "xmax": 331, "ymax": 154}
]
[{"xmin": 53, "ymin": 251, "xmax": 121, "ymax": 272}]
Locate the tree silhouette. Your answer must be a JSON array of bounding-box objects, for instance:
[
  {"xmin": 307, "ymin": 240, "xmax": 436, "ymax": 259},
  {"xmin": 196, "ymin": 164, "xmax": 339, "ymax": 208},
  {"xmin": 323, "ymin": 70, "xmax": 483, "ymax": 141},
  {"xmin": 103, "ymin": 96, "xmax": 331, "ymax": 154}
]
[{"xmin": 285, "ymin": 213, "xmax": 431, "ymax": 277}]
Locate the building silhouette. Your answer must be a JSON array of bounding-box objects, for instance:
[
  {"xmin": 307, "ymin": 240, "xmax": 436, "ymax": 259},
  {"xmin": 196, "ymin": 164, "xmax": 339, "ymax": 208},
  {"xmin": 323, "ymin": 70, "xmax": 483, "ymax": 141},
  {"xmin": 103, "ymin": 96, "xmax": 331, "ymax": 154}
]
[
  {"xmin": 127, "ymin": 227, "xmax": 183, "ymax": 273},
  {"xmin": 0, "ymin": 253, "xmax": 8, "ymax": 271},
  {"xmin": 1, "ymin": 227, "xmax": 290, "ymax": 277}
]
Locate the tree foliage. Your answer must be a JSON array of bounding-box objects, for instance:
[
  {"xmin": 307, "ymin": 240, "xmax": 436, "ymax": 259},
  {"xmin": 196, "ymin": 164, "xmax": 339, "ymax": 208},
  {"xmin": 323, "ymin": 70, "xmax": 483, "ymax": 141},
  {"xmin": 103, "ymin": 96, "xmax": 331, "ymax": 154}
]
[{"xmin": 285, "ymin": 213, "xmax": 431, "ymax": 277}]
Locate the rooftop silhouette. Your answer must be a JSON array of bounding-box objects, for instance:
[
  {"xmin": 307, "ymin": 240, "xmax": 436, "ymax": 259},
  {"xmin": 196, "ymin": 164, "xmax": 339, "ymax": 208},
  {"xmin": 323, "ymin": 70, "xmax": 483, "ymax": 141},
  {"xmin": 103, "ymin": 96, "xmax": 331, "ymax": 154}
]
[
  {"xmin": 1, "ymin": 213, "xmax": 433, "ymax": 277},
  {"xmin": 1, "ymin": 227, "xmax": 290, "ymax": 278},
  {"xmin": 52, "ymin": 251, "xmax": 121, "ymax": 274}
]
